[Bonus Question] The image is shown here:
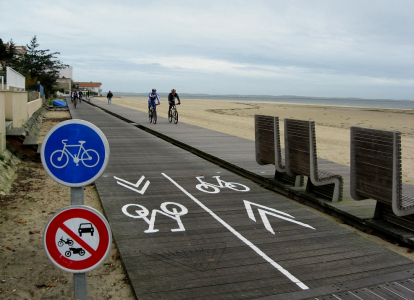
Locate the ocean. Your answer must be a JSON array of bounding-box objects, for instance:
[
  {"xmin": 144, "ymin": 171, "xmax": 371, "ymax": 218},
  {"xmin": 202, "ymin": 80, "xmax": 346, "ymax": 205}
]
[{"xmin": 112, "ymin": 92, "xmax": 414, "ymax": 109}]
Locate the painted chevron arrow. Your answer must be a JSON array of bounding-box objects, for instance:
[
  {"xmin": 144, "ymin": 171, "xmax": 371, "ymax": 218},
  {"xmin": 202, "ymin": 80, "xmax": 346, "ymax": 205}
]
[
  {"xmin": 243, "ymin": 200, "xmax": 315, "ymax": 234},
  {"xmin": 114, "ymin": 176, "xmax": 150, "ymax": 195}
]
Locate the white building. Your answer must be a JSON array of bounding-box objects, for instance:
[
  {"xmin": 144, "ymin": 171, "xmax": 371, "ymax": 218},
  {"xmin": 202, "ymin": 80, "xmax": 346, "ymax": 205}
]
[
  {"xmin": 73, "ymin": 82, "xmax": 102, "ymax": 96},
  {"xmin": 59, "ymin": 66, "xmax": 73, "ymax": 79}
]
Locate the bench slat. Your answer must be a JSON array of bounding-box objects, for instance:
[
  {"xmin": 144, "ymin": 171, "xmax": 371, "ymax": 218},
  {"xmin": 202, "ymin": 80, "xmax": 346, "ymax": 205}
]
[
  {"xmin": 351, "ymin": 126, "xmax": 414, "ymax": 217},
  {"xmin": 285, "ymin": 118, "xmax": 343, "ymax": 201}
]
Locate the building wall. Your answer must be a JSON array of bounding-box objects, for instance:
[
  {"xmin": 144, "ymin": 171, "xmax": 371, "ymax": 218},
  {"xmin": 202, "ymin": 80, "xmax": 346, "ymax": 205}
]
[
  {"xmin": 78, "ymin": 86, "xmax": 101, "ymax": 95},
  {"xmin": 0, "ymin": 92, "xmax": 5, "ymax": 152},
  {"xmin": 59, "ymin": 66, "xmax": 73, "ymax": 80},
  {"xmin": 4, "ymin": 90, "xmax": 28, "ymax": 127},
  {"xmin": 56, "ymin": 78, "xmax": 72, "ymax": 92},
  {"xmin": 27, "ymin": 98, "xmax": 42, "ymax": 118}
]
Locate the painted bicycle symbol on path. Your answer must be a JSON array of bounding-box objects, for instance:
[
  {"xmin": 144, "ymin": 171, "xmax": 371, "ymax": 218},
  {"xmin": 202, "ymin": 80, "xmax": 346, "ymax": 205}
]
[
  {"xmin": 122, "ymin": 202, "xmax": 188, "ymax": 233},
  {"xmin": 196, "ymin": 176, "xmax": 250, "ymax": 194},
  {"xmin": 50, "ymin": 139, "xmax": 100, "ymax": 168}
]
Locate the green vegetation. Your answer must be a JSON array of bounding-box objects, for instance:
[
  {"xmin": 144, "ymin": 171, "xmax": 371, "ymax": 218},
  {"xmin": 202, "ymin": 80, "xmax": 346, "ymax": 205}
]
[
  {"xmin": 0, "ymin": 36, "xmax": 68, "ymax": 98},
  {"xmin": 0, "ymin": 155, "xmax": 4, "ymax": 162}
]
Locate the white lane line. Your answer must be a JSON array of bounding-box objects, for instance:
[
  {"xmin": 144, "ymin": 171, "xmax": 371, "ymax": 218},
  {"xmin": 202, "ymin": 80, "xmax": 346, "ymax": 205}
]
[{"xmin": 161, "ymin": 173, "xmax": 309, "ymax": 290}]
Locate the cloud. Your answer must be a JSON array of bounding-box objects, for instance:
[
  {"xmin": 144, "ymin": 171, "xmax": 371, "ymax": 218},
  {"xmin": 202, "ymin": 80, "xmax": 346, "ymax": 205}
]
[{"xmin": 1, "ymin": 0, "xmax": 413, "ymax": 99}]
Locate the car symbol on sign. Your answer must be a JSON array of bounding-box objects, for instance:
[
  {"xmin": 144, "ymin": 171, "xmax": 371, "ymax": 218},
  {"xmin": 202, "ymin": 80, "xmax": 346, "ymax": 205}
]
[{"xmin": 78, "ymin": 223, "xmax": 94, "ymax": 237}]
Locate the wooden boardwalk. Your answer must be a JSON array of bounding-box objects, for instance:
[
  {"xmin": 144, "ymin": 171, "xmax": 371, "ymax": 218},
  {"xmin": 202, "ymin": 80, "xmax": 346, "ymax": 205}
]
[
  {"xmin": 65, "ymin": 102, "xmax": 414, "ymax": 299},
  {"xmin": 86, "ymin": 99, "xmax": 414, "ymax": 245}
]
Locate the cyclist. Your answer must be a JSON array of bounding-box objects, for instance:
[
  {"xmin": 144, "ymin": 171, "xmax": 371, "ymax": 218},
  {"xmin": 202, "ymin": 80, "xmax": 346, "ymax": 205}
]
[
  {"xmin": 148, "ymin": 88, "xmax": 160, "ymax": 113},
  {"xmin": 72, "ymin": 90, "xmax": 79, "ymax": 107},
  {"xmin": 79, "ymin": 91, "xmax": 83, "ymax": 103},
  {"xmin": 168, "ymin": 89, "xmax": 181, "ymax": 116}
]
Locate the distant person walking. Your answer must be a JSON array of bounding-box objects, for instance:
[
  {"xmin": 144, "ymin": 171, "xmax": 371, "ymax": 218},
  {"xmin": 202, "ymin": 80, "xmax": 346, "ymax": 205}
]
[
  {"xmin": 79, "ymin": 91, "xmax": 83, "ymax": 103},
  {"xmin": 107, "ymin": 91, "xmax": 113, "ymax": 105},
  {"xmin": 72, "ymin": 90, "xmax": 79, "ymax": 108},
  {"xmin": 87, "ymin": 90, "xmax": 90, "ymax": 100},
  {"xmin": 168, "ymin": 89, "xmax": 181, "ymax": 116}
]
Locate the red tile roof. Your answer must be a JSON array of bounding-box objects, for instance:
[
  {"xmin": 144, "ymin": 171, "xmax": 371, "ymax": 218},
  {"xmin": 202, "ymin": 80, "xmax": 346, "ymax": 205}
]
[{"xmin": 74, "ymin": 82, "xmax": 102, "ymax": 87}]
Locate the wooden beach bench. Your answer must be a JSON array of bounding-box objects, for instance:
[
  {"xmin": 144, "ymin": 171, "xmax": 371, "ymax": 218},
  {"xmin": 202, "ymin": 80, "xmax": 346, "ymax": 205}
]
[
  {"xmin": 350, "ymin": 126, "xmax": 414, "ymax": 229},
  {"xmin": 284, "ymin": 118, "xmax": 343, "ymax": 202},
  {"xmin": 254, "ymin": 115, "xmax": 302, "ymax": 186}
]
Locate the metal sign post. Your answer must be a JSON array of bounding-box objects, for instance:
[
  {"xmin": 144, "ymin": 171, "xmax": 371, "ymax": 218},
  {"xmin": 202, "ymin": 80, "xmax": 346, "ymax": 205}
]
[
  {"xmin": 74, "ymin": 272, "xmax": 87, "ymax": 300},
  {"xmin": 72, "ymin": 187, "xmax": 86, "ymax": 300},
  {"xmin": 41, "ymin": 119, "xmax": 111, "ymax": 300}
]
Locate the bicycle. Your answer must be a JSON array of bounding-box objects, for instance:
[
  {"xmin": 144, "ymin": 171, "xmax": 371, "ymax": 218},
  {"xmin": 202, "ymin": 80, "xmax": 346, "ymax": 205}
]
[
  {"xmin": 168, "ymin": 103, "xmax": 179, "ymax": 124},
  {"xmin": 148, "ymin": 103, "xmax": 157, "ymax": 124},
  {"xmin": 73, "ymin": 97, "xmax": 78, "ymax": 109},
  {"xmin": 195, "ymin": 176, "xmax": 250, "ymax": 194},
  {"xmin": 50, "ymin": 139, "xmax": 100, "ymax": 168}
]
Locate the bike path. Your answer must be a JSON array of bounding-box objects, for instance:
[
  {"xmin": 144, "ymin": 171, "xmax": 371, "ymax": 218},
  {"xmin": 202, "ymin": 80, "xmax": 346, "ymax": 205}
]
[
  {"xmin": 66, "ymin": 102, "xmax": 414, "ymax": 299},
  {"xmin": 86, "ymin": 100, "xmax": 378, "ymax": 219},
  {"xmin": 87, "ymin": 99, "xmax": 414, "ymax": 247}
]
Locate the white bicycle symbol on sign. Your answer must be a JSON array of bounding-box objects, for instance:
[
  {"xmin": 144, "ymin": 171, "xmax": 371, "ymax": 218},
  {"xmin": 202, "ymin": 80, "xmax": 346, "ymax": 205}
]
[
  {"xmin": 50, "ymin": 140, "xmax": 100, "ymax": 168},
  {"xmin": 196, "ymin": 176, "xmax": 250, "ymax": 194}
]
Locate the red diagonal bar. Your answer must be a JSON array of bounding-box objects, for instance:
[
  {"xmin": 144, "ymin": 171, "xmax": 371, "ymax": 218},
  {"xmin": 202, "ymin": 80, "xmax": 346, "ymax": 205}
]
[{"xmin": 60, "ymin": 223, "xmax": 96, "ymax": 255}]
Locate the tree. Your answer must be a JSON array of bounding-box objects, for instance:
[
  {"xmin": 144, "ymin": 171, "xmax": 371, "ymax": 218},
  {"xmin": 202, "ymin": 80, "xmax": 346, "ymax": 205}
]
[
  {"xmin": 0, "ymin": 38, "xmax": 16, "ymax": 70},
  {"xmin": 13, "ymin": 36, "xmax": 68, "ymax": 97}
]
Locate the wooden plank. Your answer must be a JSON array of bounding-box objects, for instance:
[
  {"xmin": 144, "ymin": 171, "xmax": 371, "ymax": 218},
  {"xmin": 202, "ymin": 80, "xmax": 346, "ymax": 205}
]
[{"xmin": 73, "ymin": 101, "xmax": 414, "ymax": 299}]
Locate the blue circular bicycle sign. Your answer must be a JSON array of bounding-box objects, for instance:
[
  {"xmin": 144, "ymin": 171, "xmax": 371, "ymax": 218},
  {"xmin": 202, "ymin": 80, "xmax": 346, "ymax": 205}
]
[{"xmin": 41, "ymin": 119, "xmax": 110, "ymax": 187}]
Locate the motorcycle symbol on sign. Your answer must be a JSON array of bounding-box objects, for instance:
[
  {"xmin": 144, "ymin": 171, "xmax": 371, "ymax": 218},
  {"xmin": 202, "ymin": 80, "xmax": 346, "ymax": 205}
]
[
  {"xmin": 65, "ymin": 247, "xmax": 86, "ymax": 257},
  {"xmin": 57, "ymin": 237, "xmax": 73, "ymax": 247}
]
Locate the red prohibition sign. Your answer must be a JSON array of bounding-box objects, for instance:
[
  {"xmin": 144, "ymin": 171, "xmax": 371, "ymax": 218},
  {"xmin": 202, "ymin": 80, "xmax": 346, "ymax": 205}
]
[{"xmin": 44, "ymin": 206, "xmax": 112, "ymax": 273}]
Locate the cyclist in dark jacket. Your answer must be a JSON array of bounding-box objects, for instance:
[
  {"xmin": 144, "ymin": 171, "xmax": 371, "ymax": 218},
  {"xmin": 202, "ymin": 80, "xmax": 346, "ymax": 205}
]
[{"xmin": 168, "ymin": 89, "xmax": 181, "ymax": 116}]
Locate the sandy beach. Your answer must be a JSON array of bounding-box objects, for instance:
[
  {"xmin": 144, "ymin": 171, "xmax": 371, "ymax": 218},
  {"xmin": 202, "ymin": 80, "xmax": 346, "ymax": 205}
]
[{"xmin": 97, "ymin": 96, "xmax": 414, "ymax": 185}]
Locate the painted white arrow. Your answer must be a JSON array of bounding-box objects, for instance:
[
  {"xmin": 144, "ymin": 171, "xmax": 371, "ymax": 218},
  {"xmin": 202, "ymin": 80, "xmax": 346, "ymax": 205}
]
[
  {"xmin": 243, "ymin": 200, "xmax": 315, "ymax": 233},
  {"xmin": 114, "ymin": 176, "xmax": 150, "ymax": 195}
]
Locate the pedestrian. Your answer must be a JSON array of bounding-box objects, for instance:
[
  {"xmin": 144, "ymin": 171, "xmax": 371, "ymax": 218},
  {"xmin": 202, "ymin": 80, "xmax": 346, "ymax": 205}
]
[
  {"xmin": 79, "ymin": 91, "xmax": 83, "ymax": 103},
  {"xmin": 107, "ymin": 90, "xmax": 113, "ymax": 105}
]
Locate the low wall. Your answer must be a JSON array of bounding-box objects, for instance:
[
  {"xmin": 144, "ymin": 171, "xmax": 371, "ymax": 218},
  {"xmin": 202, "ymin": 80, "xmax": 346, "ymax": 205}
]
[
  {"xmin": 0, "ymin": 92, "xmax": 5, "ymax": 152},
  {"xmin": 27, "ymin": 98, "xmax": 42, "ymax": 118},
  {"xmin": 4, "ymin": 90, "xmax": 28, "ymax": 127}
]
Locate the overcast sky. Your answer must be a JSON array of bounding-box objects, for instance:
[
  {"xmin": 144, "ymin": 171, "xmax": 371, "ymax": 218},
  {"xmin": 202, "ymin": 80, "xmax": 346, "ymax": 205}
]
[{"xmin": 1, "ymin": 0, "xmax": 413, "ymax": 99}]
